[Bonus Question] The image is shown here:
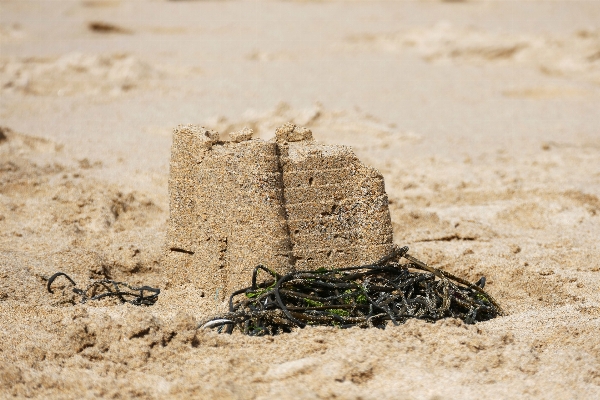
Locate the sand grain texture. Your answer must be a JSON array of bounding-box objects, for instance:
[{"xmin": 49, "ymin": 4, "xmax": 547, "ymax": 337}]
[
  {"xmin": 166, "ymin": 122, "xmax": 393, "ymax": 297},
  {"xmin": 1, "ymin": 1, "xmax": 599, "ymax": 399}
]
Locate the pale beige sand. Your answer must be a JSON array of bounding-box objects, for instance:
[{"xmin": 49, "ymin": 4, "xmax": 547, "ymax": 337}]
[{"xmin": 1, "ymin": 1, "xmax": 599, "ymax": 399}]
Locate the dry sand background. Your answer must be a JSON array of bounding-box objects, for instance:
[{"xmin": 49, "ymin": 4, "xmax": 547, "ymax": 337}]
[{"xmin": 1, "ymin": 0, "xmax": 600, "ymax": 399}]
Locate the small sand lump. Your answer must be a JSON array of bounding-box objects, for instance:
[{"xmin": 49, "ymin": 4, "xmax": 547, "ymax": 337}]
[
  {"xmin": 173, "ymin": 124, "xmax": 219, "ymax": 150},
  {"xmin": 275, "ymin": 122, "xmax": 313, "ymax": 143},
  {"xmin": 230, "ymin": 127, "xmax": 254, "ymax": 142}
]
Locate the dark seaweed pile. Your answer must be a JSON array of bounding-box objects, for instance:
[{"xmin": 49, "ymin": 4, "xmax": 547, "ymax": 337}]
[{"xmin": 201, "ymin": 246, "xmax": 504, "ymax": 335}]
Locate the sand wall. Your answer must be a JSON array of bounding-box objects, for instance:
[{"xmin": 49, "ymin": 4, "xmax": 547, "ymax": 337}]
[{"xmin": 166, "ymin": 123, "xmax": 393, "ymax": 295}]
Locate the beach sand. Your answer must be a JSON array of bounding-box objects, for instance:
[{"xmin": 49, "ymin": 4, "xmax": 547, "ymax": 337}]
[{"xmin": 1, "ymin": 1, "xmax": 599, "ymax": 398}]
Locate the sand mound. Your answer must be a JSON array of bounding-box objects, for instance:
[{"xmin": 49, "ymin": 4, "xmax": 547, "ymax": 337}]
[
  {"xmin": 205, "ymin": 102, "xmax": 421, "ymax": 154},
  {"xmin": 0, "ymin": 53, "xmax": 167, "ymax": 96},
  {"xmin": 347, "ymin": 23, "xmax": 600, "ymax": 84}
]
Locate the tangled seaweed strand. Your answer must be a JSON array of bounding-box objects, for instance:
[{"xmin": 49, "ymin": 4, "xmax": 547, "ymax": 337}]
[
  {"xmin": 47, "ymin": 272, "xmax": 160, "ymax": 306},
  {"xmin": 200, "ymin": 246, "xmax": 504, "ymax": 335}
]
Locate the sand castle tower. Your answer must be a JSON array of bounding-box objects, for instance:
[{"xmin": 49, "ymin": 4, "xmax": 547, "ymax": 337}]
[{"xmin": 165, "ymin": 123, "xmax": 394, "ymax": 297}]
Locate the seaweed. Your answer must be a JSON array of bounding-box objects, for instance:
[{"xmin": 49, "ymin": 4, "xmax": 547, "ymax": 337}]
[
  {"xmin": 47, "ymin": 272, "xmax": 160, "ymax": 306},
  {"xmin": 200, "ymin": 246, "xmax": 504, "ymax": 335}
]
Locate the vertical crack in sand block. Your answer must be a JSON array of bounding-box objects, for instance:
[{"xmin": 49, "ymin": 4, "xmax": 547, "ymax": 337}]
[{"xmin": 166, "ymin": 123, "xmax": 394, "ymax": 297}]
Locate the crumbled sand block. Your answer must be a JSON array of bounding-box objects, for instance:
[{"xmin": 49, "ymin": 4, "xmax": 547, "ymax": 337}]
[{"xmin": 166, "ymin": 123, "xmax": 393, "ymax": 296}]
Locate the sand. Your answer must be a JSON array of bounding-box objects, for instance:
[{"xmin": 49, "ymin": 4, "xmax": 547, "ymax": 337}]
[
  {"xmin": 1, "ymin": 0, "xmax": 599, "ymax": 399},
  {"xmin": 166, "ymin": 122, "xmax": 394, "ymax": 298}
]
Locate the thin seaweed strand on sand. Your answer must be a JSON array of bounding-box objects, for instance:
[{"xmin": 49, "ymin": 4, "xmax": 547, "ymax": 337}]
[{"xmin": 47, "ymin": 272, "xmax": 160, "ymax": 306}]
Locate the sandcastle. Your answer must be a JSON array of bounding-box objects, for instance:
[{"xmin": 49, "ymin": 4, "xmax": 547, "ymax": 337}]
[{"xmin": 165, "ymin": 122, "xmax": 394, "ymax": 297}]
